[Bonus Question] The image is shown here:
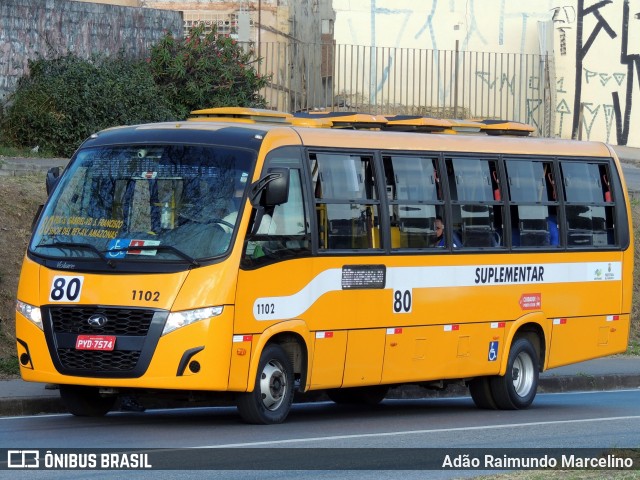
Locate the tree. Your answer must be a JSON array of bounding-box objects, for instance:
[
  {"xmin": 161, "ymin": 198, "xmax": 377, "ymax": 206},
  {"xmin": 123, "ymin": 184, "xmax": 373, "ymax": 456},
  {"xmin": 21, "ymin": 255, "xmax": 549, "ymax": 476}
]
[
  {"xmin": 149, "ymin": 23, "xmax": 270, "ymax": 118},
  {"xmin": 0, "ymin": 54, "xmax": 176, "ymax": 158}
]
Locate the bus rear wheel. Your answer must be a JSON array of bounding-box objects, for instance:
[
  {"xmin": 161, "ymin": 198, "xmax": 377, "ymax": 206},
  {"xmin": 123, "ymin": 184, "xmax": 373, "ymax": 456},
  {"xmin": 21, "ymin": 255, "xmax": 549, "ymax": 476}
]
[
  {"xmin": 489, "ymin": 337, "xmax": 539, "ymax": 409},
  {"xmin": 59, "ymin": 385, "xmax": 116, "ymax": 417},
  {"xmin": 468, "ymin": 376, "xmax": 497, "ymax": 409},
  {"xmin": 236, "ymin": 344, "xmax": 294, "ymax": 424}
]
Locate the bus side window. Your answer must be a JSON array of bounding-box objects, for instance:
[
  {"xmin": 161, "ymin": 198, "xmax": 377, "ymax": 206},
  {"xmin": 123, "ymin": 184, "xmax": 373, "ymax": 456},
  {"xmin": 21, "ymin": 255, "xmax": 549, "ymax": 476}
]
[
  {"xmin": 312, "ymin": 153, "xmax": 381, "ymax": 250},
  {"xmin": 383, "ymin": 155, "xmax": 443, "ymax": 249},
  {"xmin": 505, "ymin": 159, "xmax": 558, "ymax": 248},
  {"xmin": 600, "ymin": 165, "xmax": 613, "ymax": 202},
  {"xmin": 243, "ymin": 154, "xmax": 311, "ymax": 266},
  {"xmin": 446, "ymin": 157, "xmax": 504, "ymax": 248},
  {"xmin": 561, "ymin": 161, "xmax": 616, "ymax": 247}
]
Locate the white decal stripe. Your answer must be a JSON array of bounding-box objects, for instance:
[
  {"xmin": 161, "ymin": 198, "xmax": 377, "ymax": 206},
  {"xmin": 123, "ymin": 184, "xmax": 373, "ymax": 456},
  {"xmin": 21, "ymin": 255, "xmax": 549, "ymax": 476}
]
[
  {"xmin": 253, "ymin": 262, "xmax": 622, "ymax": 321},
  {"xmin": 254, "ymin": 269, "xmax": 342, "ymax": 321}
]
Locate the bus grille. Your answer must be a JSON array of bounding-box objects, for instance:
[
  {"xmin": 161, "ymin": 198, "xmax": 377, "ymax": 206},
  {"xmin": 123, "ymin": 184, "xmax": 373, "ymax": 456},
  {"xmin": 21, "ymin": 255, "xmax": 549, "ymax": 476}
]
[
  {"xmin": 49, "ymin": 306, "xmax": 154, "ymax": 335},
  {"xmin": 57, "ymin": 349, "xmax": 141, "ymax": 372},
  {"xmin": 43, "ymin": 306, "xmax": 165, "ymax": 377}
]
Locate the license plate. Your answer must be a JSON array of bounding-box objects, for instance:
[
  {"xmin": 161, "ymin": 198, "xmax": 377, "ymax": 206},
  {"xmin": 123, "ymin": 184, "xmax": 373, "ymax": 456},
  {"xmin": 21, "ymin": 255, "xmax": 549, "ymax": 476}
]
[{"xmin": 75, "ymin": 335, "xmax": 116, "ymax": 351}]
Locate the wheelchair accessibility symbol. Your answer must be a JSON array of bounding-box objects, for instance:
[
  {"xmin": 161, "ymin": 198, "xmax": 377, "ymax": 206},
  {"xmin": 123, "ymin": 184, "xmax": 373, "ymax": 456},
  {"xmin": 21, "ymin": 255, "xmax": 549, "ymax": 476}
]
[{"xmin": 488, "ymin": 341, "xmax": 499, "ymax": 362}]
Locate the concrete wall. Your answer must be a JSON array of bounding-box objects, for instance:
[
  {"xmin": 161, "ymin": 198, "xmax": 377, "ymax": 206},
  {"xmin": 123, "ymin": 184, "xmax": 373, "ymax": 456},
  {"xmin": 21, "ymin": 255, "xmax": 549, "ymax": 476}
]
[
  {"xmin": 0, "ymin": 0, "xmax": 183, "ymax": 103},
  {"xmin": 332, "ymin": 0, "xmax": 640, "ymax": 147},
  {"xmin": 551, "ymin": 0, "xmax": 640, "ymax": 146},
  {"xmin": 334, "ymin": 0, "xmax": 552, "ymax": 53}
]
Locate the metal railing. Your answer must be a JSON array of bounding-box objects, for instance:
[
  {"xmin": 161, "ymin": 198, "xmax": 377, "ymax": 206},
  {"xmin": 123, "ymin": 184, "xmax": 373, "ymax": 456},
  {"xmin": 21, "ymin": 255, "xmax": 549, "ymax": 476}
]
[{"xmin": 254, "ymin": 42, "xmax": 553, "ymax": 136}]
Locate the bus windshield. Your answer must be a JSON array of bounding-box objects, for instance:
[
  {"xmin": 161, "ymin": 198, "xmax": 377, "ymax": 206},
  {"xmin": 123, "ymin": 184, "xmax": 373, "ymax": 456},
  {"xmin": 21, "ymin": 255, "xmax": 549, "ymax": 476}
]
[{"xmin": 30, "ymin": 144, "xmax": 254, "ymax": 269}]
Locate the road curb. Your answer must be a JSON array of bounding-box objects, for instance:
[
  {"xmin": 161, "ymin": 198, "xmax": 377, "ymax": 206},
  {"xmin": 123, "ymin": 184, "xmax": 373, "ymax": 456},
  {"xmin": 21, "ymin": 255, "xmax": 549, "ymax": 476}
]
[
  {"xmin": 537, "ymin": 374, "xmax": 640, "ymax": 393},
  {"xmin": 0, "ymin": 397, "xmax": 66, "ymax": 416}
]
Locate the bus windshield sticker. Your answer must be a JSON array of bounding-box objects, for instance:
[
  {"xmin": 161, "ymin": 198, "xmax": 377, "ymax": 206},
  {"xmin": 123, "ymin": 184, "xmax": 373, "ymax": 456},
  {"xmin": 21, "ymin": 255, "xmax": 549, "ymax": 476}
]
[
  {"xmin": 107, "ymin": 239, "xmax": 160, "ymax": 258},
  {"xmin": 39, "ymin": 215, "xmax": 123, "ymax": 240},
  {"xmin": 107, "ymin": 239, "xmax": 131, "ymax": 258},
  {"xmin": 127, "ymin": 240, "xmax": 160, "ymax": 255},
  {"xmin": 341, "ymin": 264, "xmax": 386, "ymax": 290}
]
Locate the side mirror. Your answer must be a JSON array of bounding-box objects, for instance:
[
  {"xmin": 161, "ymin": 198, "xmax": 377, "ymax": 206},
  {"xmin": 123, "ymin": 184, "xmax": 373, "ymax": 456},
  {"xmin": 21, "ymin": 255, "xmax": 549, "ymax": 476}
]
[
  {"xmin": 46, "ymin": 167, "xmax": 60, "ymax": 196},
  {"xmin": 250, "ymin": 167, "xmax": 290, "ymax": 207},
  {"xmin": 264, "ymin": 167, "xmax": 289, "ymax": 206}
]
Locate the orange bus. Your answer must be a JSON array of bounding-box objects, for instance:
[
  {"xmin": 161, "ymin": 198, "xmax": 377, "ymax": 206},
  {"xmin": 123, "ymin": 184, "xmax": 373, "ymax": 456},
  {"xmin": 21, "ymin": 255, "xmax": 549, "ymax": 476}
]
[{"xmin": 16, "ymin": 108, "xmax": 633, "ymax": 423}]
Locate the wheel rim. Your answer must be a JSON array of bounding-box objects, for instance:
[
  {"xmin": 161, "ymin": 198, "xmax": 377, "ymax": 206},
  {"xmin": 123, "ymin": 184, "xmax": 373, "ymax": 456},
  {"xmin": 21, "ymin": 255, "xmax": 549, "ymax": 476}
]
[
  {"xmin": 259, "ymin": 359, "xmax": 287, "ymax": 411},
  {"xmin": 512, "ymin": 351, "xmax": 535, "ymax": 397}
]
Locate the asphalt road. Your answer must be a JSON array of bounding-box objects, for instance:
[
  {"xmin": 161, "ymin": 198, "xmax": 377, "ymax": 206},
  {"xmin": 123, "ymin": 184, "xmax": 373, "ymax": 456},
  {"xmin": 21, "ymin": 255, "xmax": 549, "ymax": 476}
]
[{"xmin": 2, "ymin": 389, "xmax": 639, "ymax": 479}]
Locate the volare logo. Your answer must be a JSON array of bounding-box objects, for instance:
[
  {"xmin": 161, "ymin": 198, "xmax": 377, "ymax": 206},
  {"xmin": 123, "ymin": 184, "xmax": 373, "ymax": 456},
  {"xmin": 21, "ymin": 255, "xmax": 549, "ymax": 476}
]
[{"xmin": 7, "ymin": 450, "xmax": 39, "ymax": 468}]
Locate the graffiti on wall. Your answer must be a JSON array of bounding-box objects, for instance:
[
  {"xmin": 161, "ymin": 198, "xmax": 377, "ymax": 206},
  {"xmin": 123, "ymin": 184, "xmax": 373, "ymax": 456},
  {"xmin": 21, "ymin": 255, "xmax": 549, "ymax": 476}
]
[
  {"xmin": 564, "ymin": 0, "xmax": 639, "ymax": 145},
  {"xmin": 475, "ymin": 72, "xmax": 516, "ymax": 95},
  {"xmin": 551, "ymin": 5, "xmax": 576, "ymax": 56}
]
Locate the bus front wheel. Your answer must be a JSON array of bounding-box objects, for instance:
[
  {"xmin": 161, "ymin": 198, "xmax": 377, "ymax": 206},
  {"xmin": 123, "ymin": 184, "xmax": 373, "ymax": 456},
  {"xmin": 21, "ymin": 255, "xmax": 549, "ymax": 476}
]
[
  {"xmin": 59, "ymin": 385, "xmax": 116, "ymax": 417},
  {"xmin": 236, "ymin": 344, "xmax": 294, "ymax": 424},
  {"xmin": 489, "ymin": 337, "xmax": 539, "ymax": 409}
]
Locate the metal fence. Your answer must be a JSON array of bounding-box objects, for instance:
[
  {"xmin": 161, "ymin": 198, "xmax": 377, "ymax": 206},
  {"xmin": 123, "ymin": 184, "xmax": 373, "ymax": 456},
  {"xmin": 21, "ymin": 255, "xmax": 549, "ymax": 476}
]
[{"xmin": 255, "ymin": 42, "xmax": 553, "ymax": 136}]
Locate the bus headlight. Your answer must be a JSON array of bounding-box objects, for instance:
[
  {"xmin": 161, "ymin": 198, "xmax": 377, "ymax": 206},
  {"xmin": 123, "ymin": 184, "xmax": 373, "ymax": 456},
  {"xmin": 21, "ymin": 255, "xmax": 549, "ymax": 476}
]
[
  {"xmin": 16, "ymin": 300, "xmax": 43, "ymax": 330},
  {"xmin": 163, "ymin": 306, "xmax": 223, "ymax": 336}
]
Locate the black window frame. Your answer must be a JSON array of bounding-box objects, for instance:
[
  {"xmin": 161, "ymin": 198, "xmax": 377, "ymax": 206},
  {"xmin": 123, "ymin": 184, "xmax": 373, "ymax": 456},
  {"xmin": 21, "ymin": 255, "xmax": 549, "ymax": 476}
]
[
  {"xmin": 557, "ymin": 157, "xmax": 621, "ymax": 249},
  {"xmin": 240, "ymin": 146, "xmax": 312, "ymax": 269},
  {"xmin": 503, "ymin": 156, "xmax": 562, "ymax": 249},
  {"xmin": 308, "ymin": 150, "xmax": 385, "ymax": 253},
  {"xmin": 382, "ymin": 153, "xmax": 445, "ymax": 251},
  {"xmin": 243, "ymin": 146, "xmax": 629, "ymax": 266},
  {"xmin": 444, "ymin": 154, "xmax": 506, "ymax": 250}
]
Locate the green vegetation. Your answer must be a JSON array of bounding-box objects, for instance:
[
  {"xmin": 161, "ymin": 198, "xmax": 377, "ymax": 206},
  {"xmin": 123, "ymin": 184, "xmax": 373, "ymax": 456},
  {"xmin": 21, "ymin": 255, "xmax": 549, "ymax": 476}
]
[
  {"xmin": 0, "ymin": 54, "xmax": 175, "ymax": 158},
  {"xmin": 149, "ymin": 23, "xmax": 269, "ymax": 118},
  {"xmin": 0, "ymin": 356, "xmax": 18, "ymax": 378},
  {"xmin": 627, "ymin": 341, "xmax": 640, "ymax": 356},
  {"xmin": 0, "ymin": 25, "xmax": 269, "ymax": 157}
]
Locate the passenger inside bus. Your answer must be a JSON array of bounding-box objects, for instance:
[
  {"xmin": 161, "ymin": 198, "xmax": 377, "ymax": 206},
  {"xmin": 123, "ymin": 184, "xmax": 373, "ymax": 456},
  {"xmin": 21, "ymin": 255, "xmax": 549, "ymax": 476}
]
[
  {"xmin": 434, "ymin": 216, "xmax": 462, "ymax": 248},
  {"xmin": 223, "ymin": 185, "xmax": 277, "ymax": 235},
  {"xmin": 547, "ymin": 214, "xmax": 559, "ymax": 245}
]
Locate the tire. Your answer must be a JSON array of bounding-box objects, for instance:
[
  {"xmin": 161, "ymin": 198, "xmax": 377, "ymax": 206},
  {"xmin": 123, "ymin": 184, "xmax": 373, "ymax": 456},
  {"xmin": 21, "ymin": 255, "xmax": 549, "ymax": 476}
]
[
  {"xmin": 326, "ymin": 385, "xmax": 389, "ymax": 405},
  {"xmin": 59, "ymin": 385, "xmax": 116, "ymax": 417},
  {"xmin": 236, "ymin": 344, "xmax": 294, "ymax": 424},
  {"xmin": 468, "ymin": 376, "xmax": 497, "ymax": 409},
  {"xmin": 326, "ymin": 388, "xmax": 357, "ymax": 404},
  {"xmin": 489, "ymin": 337, "xmax": 539, "ymax": 409}
]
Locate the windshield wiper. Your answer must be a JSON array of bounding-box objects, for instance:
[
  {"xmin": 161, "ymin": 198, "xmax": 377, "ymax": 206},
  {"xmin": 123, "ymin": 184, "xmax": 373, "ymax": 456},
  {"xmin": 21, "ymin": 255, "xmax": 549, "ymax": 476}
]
[
  {"xmin": 108, "ymin": 245, "xmax": 200, "ymax": 268},
  {"xmin": 36, "ymin": 241, "xmax": 116, "ymax": 268}
]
